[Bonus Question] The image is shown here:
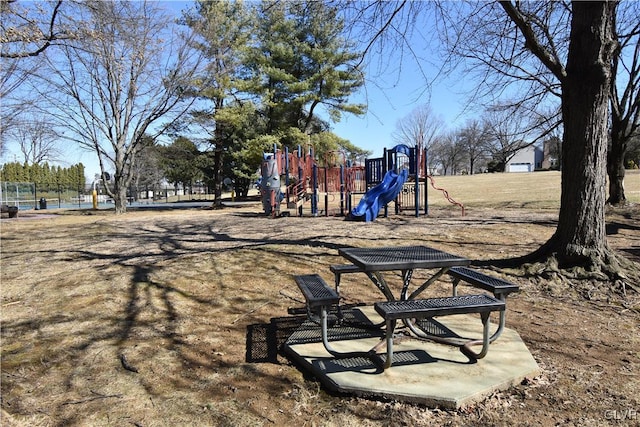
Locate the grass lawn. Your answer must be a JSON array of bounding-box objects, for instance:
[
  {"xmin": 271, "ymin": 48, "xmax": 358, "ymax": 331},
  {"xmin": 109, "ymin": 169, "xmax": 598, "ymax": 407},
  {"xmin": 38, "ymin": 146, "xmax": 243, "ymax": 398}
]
[{"xmin": 1, "ymin": 170, "xmax": 638, "ymax": 426}]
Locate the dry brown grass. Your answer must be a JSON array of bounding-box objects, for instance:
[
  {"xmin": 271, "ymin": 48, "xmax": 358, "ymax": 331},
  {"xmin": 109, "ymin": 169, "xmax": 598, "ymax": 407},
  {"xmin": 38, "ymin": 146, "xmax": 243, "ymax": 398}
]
[
  {"xmin": 1, "ymin": 171, "xmax": 639, "ymax": 426},
  {"xmin": 427, "ymin": 169, "xmax": 639, "ymax": 209}
]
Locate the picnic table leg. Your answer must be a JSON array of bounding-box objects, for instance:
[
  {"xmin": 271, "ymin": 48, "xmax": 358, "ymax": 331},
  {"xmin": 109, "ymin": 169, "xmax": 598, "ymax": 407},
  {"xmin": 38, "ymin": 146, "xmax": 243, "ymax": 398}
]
[
  {"xmin": 460, "ymin": 312, "xmax": 493, "ymax": 359},
  {"xmin": 407, "ymin": 267, "xmax": 450, "ymax": 300},
  {"xmin": 316, "ymin": 304, "xmax": 388, "ymax": 364},
  {"xmin": 452, "ymin": 277, "xmax": 461, "ymax": 296},
  {"xmin": 384, "ymin": 318, "xmax": 396, "ymax": 369},
  {"xmin": 320, "ymin": 306, "xmax": 333, "ymax": 353},
  {"xmin": 399, "ymin": 269, "xmax": 413, "ymax": 301},
  {"xmin": 403, "ymin": 311, "xmax": 499, "ymax": 358},
  {"xmin": 489, "ymin": 299, "xmax": 507, "ymax": 343},
  {"xmin": 452, "ymin": 277, "xmax": 506, "ymax": 343},
  {"xmin": 366, "ymin": 271, "xmax": 396, "ymax": 302},
  {"xmin": 332, "ymin": 271, "xmax": 344, "ymax": 321}
]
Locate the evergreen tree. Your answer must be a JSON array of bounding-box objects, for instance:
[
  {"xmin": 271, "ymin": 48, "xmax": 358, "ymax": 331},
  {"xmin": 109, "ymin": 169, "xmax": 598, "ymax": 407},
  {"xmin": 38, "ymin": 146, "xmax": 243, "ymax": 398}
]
[
  {"xmin": 0, "ymin": 161, "xmax": 85, "ymax": 190},
  {"xmin": 246, "ymin": 1, "xmax": 365, "ymax": 147},
  {"xmin": 182, "ymin": 0, "xmax": 254, "ymax": 206},
  {"xmin": 310, "ymin": 131, "xmax": 371, "ymax": 164},
  {"xmin": 158, "ymin": 137, "xmax": 203, "ymax": 193}
]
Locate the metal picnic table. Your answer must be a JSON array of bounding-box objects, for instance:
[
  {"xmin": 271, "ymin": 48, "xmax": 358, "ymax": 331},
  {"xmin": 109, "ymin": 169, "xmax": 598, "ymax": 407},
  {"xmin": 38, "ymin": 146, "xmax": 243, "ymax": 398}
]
[
  {"xmin": 335, "ymin": 245, "xmax": 510, "ymax": 365},
  {"xmin": 337, "ymin": 245, "xmax": 472, "ymax": 302},
  {"xmin": 293, "ymin": 245, "xmax": 509, "ymax": 369}
]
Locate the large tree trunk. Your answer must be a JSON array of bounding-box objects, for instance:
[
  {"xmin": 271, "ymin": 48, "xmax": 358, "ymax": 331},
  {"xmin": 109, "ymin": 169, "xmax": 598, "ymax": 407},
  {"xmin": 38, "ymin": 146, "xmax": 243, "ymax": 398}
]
[
  {"xmin": 114, "ymin": 183, "xmax": 128, "ymax": 215},
  {"xmin": 212, "ymin": 146, "xmax": 223, "ymax": 208},
  {"xmin": 101, "ymin": 149, "xmax": 129, "ymax": 214},
  {"xmin": 110, "ymin": 171, "xmax": 129, "ymax": 214},
  {"xmin": 212, "ymin": 98, "xmax": 225, "ymax": 209},
  {"xmin": 607, "ymin": 125, "xmax": 628, "ymax": 205},
  {"xmin": 552, "ymin": 1, "xmax": 616, "ymax": 268}
]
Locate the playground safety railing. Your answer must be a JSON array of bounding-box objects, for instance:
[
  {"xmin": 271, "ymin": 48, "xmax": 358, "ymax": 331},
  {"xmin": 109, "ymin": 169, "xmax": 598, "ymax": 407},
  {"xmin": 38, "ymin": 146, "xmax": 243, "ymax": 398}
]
[
  {"xmin": 427, "ymin": 175, "xmax": 465, "ymax": 216},
  {"xmin": 286, "ymin": 180, "xmax": 308, "ymax": 210}
]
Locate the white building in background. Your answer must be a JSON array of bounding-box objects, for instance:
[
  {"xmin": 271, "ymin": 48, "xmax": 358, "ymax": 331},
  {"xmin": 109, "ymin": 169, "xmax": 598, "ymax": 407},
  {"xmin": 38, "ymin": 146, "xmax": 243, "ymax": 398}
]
[{"xmin": 506, "ymin": 145, "xmax": 544, "ymax": 172}]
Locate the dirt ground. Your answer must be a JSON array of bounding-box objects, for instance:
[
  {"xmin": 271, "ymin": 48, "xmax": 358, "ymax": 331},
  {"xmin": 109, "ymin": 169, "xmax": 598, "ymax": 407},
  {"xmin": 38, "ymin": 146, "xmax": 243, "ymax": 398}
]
[{"xmin": 1, "ymin": 203, "xmax": 639, "ymax": 426}]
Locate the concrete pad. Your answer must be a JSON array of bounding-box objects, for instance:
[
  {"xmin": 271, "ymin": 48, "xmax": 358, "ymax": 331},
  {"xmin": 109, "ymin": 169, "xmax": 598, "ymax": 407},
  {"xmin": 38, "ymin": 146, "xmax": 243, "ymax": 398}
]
[{"xmin": 284, "ymin": 306, "xmax": 539, "ymax": 409}]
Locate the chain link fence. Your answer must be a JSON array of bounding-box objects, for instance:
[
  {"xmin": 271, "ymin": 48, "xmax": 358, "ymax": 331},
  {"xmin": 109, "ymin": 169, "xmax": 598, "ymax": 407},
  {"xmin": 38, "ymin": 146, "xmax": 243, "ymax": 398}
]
[
  {"xmin": 1, "ymin": 181, "xmax": 219, "ymax": 210},
  {"xmin": 0, "ymin": 181, "xmax": 96, "ymax": 210}
]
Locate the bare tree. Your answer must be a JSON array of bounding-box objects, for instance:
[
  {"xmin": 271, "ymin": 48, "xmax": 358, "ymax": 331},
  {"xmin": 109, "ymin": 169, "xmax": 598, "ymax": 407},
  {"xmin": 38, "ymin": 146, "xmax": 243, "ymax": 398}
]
[
  {"xmin": 439, "ymin": 1, "xmax": 639, "ymax": 207},
  {"xmin": 127, "ymin": 135, "xmax": 164, "ymax": 203},
  {"xmin": 392, "ymin": 103, "xmax": 445, "ymax": 153},
  {"xmin": 498, "ymin": 1, "xmax": 634, "ymax": 279},
  {"xmin": 437, "ymin": 2, "xmax": 566, "ymax": 120},
  {"xmin": 608, "ymin": 2, "xmax": 640, "ymax": 204},
  {"xmin": 0, "ymin": 0, "xmax": 69, "ymax": 58},
  {"xmin": 13, "ymin": 116, "xmax": 61, "ymax": 164},
  {"xmin": 0, "ymin": 56, "xmax": 36, "ymax": 155},
  {"xmin": 345, "ymin": 1, "xmax": 638, "ymax": 283},
  {"xmin": 0, "ymin": 0, "xmax": 61, "ymax": 153},
  {"xmin": 31, "ymin": 1, "xmax": 201, "ymax": 213},
  {"xmin": 430, "ymin": 131, "xmax": 464, "ymax": 176},
  {"xmin": 482, "ymin": 108, "xmax": 531, "ymax": 172},
  {"xmin": 457, "ymin": 119, "xmax": 489, "ymax": 174}
]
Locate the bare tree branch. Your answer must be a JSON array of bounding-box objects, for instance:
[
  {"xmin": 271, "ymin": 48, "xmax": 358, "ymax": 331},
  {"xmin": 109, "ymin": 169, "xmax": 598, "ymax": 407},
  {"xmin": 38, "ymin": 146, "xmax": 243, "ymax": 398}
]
[
  {"xmin": 0, "ymin": 0, "xmax": 71, "ymax": 58},
  {"xmin": 498, "ymin": 1, "xmax": 566, "ymax": 81},
  {"xmin": 30, "ymin": 0, "xmax": 202, "ymax": 213}
]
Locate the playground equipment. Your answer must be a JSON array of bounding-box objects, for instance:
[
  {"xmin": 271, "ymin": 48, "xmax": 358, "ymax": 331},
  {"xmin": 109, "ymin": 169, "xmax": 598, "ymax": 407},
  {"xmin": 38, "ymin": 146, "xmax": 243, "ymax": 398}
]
[
  {"xmin": 260, "ymin": 155, "xmax": 282, "ymax": 216},
  {"xmin": 257, "ymin": 143, "xmax": 463, "ymax": 219},
  {"xmin": 258, "ymin": 145, "xmax": 363, "ymax": 218},
  {"xmin": 349, "ymin": 144, "xmax": 411, "ymax": 221}
]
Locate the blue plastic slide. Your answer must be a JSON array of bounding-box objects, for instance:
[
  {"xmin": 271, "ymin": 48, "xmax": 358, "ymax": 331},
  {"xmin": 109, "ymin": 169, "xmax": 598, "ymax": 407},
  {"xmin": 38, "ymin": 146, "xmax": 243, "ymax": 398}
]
[{"xmin": 350, "ymin": 168, "xmax": 409, "ymax": 222}]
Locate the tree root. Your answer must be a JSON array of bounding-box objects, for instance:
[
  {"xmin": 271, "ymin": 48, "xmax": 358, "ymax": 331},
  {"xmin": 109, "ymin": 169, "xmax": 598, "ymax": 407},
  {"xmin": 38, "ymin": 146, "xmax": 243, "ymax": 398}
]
[{"xmin": 475, "ymin": 241, "xmax": 639, "ymax": 301}]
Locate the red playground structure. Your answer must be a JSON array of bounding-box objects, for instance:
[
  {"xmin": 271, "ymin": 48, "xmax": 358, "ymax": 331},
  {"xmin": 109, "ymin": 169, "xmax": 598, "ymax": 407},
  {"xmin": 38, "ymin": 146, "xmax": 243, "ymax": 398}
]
[{"xmin": 258, "ymin": 144, "xmax": 463, "ymax": 219}]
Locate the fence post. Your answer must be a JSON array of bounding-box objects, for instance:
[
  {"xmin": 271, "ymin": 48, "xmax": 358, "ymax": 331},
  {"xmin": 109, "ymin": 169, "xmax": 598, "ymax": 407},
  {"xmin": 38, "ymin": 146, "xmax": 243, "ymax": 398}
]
[
  {"xmin": 311, "ymin": 164, "xmax": 318, "ymax": 216},
  {"xmin": 414, "ymin": 147, "xmax": 419, "ymax": 217},
  {"xmin": 424, "ymin": 147, "xmax": 429, "ymax": 216}
]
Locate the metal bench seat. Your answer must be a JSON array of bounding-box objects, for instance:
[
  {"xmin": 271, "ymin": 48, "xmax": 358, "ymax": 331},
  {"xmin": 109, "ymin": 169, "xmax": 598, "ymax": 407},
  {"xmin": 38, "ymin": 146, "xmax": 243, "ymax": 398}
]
[
  {"xmin": 374, "ymin": 295, "xmax": 505, "ymax": 368},
  {"xmin": 447, "ymin": 267, "xmax": 520, "ymax": 342},
  {"xmin": 294, "ymin": 274, "xmax": 379, "ymax": 362},
  {"xmin": 447, "ymin": 267, "xmax": 520, "ymax": 298},
  {"xmin": 374, "ymin": 294, "xmax": 505, "ymax": 320},
  {"xmin": 295, "ymin": 274, "xmax": 340, "ymax": 311},
  {"xmin": 329, "ymin": 264, "xmax": 363, "ymax": 274}
]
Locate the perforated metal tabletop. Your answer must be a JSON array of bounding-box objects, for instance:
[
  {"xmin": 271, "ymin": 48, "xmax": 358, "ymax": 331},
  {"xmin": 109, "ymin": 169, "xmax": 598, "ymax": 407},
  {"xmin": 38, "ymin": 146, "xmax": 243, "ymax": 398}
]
[{"xmin": 338, "ymin": 246, "xmax": 470, "ymax": 272}]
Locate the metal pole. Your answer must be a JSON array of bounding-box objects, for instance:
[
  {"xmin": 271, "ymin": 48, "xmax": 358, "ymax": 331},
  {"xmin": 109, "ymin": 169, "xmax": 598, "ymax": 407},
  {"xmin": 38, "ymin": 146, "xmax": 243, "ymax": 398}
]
[
  {"xmin": 345, "ymin": 160, "xmax": 352, "ymax": 215},
  {"xmin": 383, "ymin": 147, "xmax": 388, "ymax": 218},
  {"xmin": 424, "ymin": 147, "xmax": 429, "ymax": 216},
  {"xmin": 414, "ymin": 147, "xmax": 419, "ymax": 217},
  {"xmin": 312, "ymin": 164, "xmax": 318, "ymax": 216},
  {"xmin": 285, "ymin": 146, "xmax": 290, "ymax": 205},
  {"xmin": 298, "ymin": 145, "xmax": 303, "ymax": 216},
  {"xmin": 339, "ymin": 164, "xmax": 344, "ymax": 216},
  {"xmin": 323, "ymin": 167, "xmax": 328, "ymax": 216}
]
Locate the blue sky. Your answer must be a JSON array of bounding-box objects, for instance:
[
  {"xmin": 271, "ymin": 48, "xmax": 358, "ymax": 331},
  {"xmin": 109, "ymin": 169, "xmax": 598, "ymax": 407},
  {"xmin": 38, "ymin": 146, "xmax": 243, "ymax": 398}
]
[
  {"xmin": 2, "ymin": 1, "xmax": 477, "ymax": 179},
  {"xmin": 330, "ymin": 58, "xmax": 473, "ymax": 159},
  {"xmin": 161, "ymin": 0, "xmax": 476, "ymax": 159}
]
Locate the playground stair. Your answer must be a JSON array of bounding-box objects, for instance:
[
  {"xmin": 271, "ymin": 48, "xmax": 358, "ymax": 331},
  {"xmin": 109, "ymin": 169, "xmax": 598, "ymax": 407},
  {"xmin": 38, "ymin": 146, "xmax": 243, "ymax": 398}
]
[{"xmin": 287, "ymin": 186, "xmax": 311, "ymax": 210}]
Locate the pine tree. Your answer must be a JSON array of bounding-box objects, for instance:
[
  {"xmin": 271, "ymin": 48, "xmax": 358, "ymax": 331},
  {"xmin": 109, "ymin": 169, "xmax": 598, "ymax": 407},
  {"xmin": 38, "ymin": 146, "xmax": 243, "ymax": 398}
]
[{"xmin": 247, "ymin": 1, "xmax": 365, "ymax": 147}]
